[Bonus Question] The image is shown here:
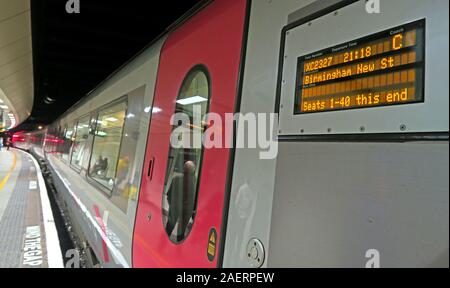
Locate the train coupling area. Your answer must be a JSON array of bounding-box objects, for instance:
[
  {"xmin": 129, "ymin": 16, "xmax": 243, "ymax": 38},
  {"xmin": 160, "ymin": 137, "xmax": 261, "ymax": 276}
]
[{"xmin": 0, "ymin": 148, "xmax": 63, "ymax": 268}]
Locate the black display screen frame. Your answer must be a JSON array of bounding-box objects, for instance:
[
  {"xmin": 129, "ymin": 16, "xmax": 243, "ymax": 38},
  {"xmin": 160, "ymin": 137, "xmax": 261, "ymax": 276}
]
[{"xmin": 294, "ymin": 19, "xmax": 426, "ymax": 115}]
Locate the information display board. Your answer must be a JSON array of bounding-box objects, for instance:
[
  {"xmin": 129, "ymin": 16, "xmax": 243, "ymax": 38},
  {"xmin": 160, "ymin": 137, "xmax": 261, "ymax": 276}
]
[{"xmin": 295, "ymin": 20, "xmax": 425, "ymax": 114}]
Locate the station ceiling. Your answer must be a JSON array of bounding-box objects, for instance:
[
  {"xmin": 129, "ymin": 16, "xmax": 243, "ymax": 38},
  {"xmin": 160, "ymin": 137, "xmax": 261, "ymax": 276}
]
[
  {"xmin": 13, "ymin": 0, "xmax": 202, "ymax": 132},
  {"xmin": 0, "ymin": 0, "xmax": 33, "ymax": 132}
]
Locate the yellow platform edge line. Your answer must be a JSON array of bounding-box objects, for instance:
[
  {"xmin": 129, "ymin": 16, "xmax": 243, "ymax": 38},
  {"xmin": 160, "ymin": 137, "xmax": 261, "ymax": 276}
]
[{"xmin": 0, "ymin": 151, "xmax": 18, "ymax": 191}]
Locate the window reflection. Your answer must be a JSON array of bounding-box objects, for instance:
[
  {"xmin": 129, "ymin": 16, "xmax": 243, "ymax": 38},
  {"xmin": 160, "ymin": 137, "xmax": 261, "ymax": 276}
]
[
  {"xmin": 162, "ymin": 67, "xmax": 210, "ymax": 243},
  {"xmin": 62, "ymin": 126, "xmax": 74, "ymax": 162},
  {"xmin": 71, "ymin": 116, "xmax": 90, "ymax": 169},
  {"xmin": 89, "ymin": 102, "xmax": 127, "ymax": 191}
]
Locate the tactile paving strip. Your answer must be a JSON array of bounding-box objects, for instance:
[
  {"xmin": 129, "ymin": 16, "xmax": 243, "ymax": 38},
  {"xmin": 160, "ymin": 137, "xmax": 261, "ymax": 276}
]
[
  {"xmin": 0, "ymin": 154, "xmax": 30, "ymax": 268},
  {"xmin": 0, "ymin": 153, "xmax": 47, "ymax": 268}
]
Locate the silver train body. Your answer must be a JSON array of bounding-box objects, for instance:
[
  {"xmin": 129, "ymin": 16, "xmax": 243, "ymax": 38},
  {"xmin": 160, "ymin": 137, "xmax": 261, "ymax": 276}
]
[{"xmin": 14, "ymin": 0, "xmax": 449, "ymax": 268}]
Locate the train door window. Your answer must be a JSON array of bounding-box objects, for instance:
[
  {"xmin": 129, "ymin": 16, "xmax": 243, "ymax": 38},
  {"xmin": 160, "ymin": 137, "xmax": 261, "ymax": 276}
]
[
  {"xmin": 71, "ymin": 116, "xmax": 90, "ymax": 170},
  {"xmin": 162, "ymin": 67, "xmax": 210, "ymax": 243},
  {"xmin": 109, "ymin": 86, "xmax": 146, "ymax": 213},
  {"xmin": 57, "ymin": 126, "xmax": 67, "ymax": 158},
  {"xmin": 46, "ymin": 126, "xmax": 60, "ymax": 154},
  {"xmin": 43, "ymin": 128, "xmax": 54, "ymax": 154},
  {"xmin": 88, "ymin": 101, "xmax": 127, "ymax": 191},
  {"xmin": 62, "ymin": 124, "xmax": 75, "ymax": 163}
]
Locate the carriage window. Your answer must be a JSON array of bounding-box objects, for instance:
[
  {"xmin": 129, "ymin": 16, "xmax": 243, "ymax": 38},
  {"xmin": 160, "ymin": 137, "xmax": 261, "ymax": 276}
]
[
  {"xmin": 61, "ymin": 125, "xmax": 74, "ymax": 162},
  {"xmin": 162, "ymin": 67, "xmax": 210, "ymax": 243},
  {"xmin": 88, "ymin": 102, "xmax": 127, "ymax": 191},
  {"xmin": 56, "ymin": 126, "xmax": 66, "ymax": 158},
  {"xmin": 71, "ymin": 116, "xmax": 90, "ymax": 169}
]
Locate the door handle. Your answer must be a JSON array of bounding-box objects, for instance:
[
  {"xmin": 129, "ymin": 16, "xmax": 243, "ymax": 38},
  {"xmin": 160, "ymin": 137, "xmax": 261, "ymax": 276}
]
[{"xmin": 147, "ymin": 156, "xmax": 155, "ymax": 180}]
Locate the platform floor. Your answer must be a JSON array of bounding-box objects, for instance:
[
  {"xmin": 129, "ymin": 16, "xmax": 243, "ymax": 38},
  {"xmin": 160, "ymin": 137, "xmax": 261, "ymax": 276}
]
[{"xmin": 0, "ymin": 148, "xmax": 63, "ymax": 268}]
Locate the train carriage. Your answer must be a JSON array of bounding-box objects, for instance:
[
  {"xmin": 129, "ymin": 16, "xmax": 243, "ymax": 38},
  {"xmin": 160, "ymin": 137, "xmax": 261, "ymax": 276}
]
[{"xmin": 13, "ymin": 0, "xmax": 449, "ymax": 268}]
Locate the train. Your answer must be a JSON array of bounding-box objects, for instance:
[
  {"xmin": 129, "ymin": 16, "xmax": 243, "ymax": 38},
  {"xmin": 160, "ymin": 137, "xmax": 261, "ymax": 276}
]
[{"xmin": 13, "ymin": 0, "xmax": 449, "ymax": 268}]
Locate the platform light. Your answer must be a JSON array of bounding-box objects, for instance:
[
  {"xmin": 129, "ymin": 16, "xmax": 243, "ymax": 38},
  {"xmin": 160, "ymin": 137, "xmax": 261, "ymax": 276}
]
[
  {"xmin": 0, "ymin": 87, "xmax": 6, "ymax": 103},
  {"xmin": 176, "ymin": 96, "xmax": 208, "ymax": 106},
  {"xmin": 96, "ymin": 131, "xmax": 108, "ymax": 137},
  {"xmin": 9, "ymin": 118, "xmax": 16, "ymax": 129},
  {"xmin": 144, "ymin": 106, "xmax": 162, "ymax": 114},
  {"xmin": 105, "ymin": 117, "xmax": 118, "ymax": 122}
]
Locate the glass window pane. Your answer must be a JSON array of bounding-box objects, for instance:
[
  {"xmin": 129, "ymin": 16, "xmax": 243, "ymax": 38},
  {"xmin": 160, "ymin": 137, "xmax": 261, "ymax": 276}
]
[
  {"xmin": 110, "ymin": 86, "xmax": 146, "ymax": 213},
  {"xmin": 71, "ymin": 116, "xmax": 90, "ymax": 169},
  {"xmin": 56, "ymin": 127, "xmax": 66, "ymax": 158},
  {"xmin": 89, "ymin": 102, "xmax": 127, "ymax": 191},
  {"xmin": 162, "ymin": 68, "xmax": 209, "ymax": 243},
  {"xmin": 62, "ymin": 125, "xmax": 74, "ymax": 162}
]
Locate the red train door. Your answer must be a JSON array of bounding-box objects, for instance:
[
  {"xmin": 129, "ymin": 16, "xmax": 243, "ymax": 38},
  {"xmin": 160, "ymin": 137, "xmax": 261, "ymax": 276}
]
[{"xmin": 133, "ymin": 0, "xmax": 249, "ymax": 267}]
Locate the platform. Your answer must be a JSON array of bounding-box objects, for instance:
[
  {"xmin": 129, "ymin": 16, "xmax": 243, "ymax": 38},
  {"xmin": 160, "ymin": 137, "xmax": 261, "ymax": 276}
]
[{"xmin": 0, "ymin": 148, "xmax": 63, "ymax": 268}]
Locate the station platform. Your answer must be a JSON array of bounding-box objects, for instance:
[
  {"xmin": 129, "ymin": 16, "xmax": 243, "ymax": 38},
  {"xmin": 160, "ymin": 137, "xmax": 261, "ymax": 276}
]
[{"xmin": 0, "ymin": 148, "xmax": 63, "ymax": 268}]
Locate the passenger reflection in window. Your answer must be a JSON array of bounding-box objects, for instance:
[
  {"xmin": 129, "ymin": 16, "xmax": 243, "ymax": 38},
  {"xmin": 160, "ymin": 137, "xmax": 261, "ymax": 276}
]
[
  {"xmin": 166, "ymin": 159, "xmax": 197, "ymax": 242},
  {"xmin": 162, "ymin": 67, "xmax": 210, "ymax": 243},
  {"xmin": 90, "ymin": 155, "xmax": 109, "ymax": 177}
]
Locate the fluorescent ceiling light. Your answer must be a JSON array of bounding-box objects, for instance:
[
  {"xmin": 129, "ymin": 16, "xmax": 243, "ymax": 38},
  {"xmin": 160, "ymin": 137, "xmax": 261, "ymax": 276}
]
[
  {"xmin": 176, "ymin": 96, "xmax": 208, "ymax": 106},
  {"xmin": 96, "ymin": 131, "xmax": 108, "ymax": 137},
  {"xmin": 144, "ymin": 106, "xmax": 162, "ymax": 114},
  {"xmin": 0, "ymin": 88, "xmax": 6, "ymax": 104},
  {"xmin": 105, "ymin": 117, "xmax": 119, "ymax": 122},
  {"xmin": 9, "ymin": 118, "xmax": 16, "ymax": 129},
  {"xmin": 0, "ymin": 105, "xmax": 8, "ymax": 109}
]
